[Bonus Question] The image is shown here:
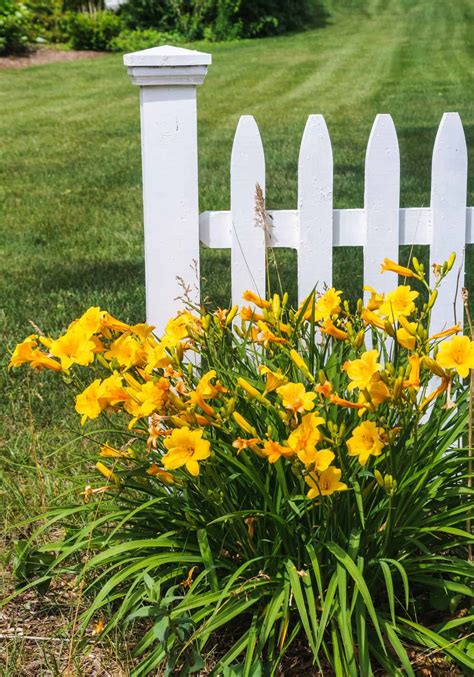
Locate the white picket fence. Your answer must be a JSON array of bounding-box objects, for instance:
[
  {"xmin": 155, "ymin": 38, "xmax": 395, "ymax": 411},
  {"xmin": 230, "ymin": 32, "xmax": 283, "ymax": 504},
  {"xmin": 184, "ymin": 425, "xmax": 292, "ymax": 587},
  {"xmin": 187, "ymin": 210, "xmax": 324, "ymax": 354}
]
[{"xmin": 124, "ymin": 45, "xmax": 472, "ymax": 337}]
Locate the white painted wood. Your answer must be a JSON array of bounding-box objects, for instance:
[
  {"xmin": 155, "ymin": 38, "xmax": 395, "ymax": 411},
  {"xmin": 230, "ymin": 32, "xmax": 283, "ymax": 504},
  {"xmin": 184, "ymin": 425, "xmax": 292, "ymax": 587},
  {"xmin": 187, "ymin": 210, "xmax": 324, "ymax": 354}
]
[
  {"xmin": 230, "ymin": 116, "xmax": 266, "ymax": 308},
  {"xmin": 430, "ymin": 113, "xmax": 468, "ymax": 333},
  {"xmin": 364, "ymin": 114, "xmax": 400, "ymax": 301},
  {"xmin": 125, "ymin": 46, "xmax": 211, "ymax": 334},
  {"xmin": 124, "ymin": 45, "xmax": 212, "ymax": 67},
  {"xmin": 199, "ymin": 207, "xmax": 446, "ymax": 249},
  {"xmin": 297, "ymin": 115, "xmax": 333, "ymax": 301}
]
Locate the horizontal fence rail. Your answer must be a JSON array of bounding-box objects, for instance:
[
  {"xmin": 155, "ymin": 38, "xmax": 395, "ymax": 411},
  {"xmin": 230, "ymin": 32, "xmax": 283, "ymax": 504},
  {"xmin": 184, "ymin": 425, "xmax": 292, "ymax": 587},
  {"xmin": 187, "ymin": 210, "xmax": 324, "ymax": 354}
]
[{"xmin": 125, "ymin": 47, "xmax": 470, "ymax": 337}]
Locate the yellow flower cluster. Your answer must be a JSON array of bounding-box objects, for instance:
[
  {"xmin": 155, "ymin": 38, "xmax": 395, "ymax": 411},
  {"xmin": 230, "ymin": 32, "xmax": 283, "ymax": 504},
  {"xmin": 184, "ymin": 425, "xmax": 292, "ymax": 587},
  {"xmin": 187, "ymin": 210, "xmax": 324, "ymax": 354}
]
[{"xmin": 9, "ymin": 254, "xmax": 473, "ymax": 502}]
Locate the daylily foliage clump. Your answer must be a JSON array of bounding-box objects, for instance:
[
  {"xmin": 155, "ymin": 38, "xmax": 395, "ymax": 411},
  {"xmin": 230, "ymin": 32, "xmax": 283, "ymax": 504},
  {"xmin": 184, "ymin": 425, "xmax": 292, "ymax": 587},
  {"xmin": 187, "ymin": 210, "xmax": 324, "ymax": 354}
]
[{"xmin": 9, "ymin": 255, "xmax": 474, "ymax": 675}]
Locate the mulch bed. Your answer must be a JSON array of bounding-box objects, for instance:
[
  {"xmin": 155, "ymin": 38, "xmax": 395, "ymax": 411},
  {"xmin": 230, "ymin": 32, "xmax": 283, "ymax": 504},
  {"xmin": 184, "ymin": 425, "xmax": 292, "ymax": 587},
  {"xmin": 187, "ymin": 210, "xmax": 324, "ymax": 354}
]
[{"xmin": 0, "ymin": 48, "xmax": 107, "ymax": 70}]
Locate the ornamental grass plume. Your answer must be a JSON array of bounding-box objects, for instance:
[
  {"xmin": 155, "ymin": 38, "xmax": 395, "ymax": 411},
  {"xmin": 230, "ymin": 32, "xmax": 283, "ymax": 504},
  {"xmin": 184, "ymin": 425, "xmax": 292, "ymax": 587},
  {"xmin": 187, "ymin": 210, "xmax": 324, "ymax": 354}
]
[{"xmin": 6, "ymin": 254, "xmax": 474, "ymax": 675}]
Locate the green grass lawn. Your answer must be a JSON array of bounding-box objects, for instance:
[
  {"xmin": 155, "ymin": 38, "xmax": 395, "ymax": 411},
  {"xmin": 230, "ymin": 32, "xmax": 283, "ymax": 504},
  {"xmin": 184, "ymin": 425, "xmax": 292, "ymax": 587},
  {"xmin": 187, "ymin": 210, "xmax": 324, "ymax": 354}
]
[{"xmin": 1, "ymin": 0, "xmax": 474, "ymax": 666}]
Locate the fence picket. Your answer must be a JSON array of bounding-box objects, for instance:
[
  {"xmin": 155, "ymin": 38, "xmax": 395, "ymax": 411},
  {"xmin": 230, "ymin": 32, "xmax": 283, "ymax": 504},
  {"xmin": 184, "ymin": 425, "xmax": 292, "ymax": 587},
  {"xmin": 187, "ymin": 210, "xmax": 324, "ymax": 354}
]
[
  {"xmin": 364, "ymin": 114, "xmax": 400, "ymax": 303},
  {"xmin": 430, "ymin": 113, "xmax": 468, "ymax": 334},
  {"xmin": 230, "ymin": 115, "xmax": 266, "ymax": 308},
  {"xmin": 297, "ymin": 114, "xmax": 334, "ymax": 302}
]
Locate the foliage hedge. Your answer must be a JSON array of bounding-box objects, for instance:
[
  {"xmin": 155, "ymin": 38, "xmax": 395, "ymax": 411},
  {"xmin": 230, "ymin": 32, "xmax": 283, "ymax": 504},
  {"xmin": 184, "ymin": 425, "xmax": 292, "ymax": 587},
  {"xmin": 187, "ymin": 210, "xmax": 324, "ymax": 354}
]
[
  {"xmin": 119, "ymin": 0, "xmax": 328, "ymax": 42},
  {"xmin": 0, "ymin": 0, "xmax": 32, "ymax": 54}
]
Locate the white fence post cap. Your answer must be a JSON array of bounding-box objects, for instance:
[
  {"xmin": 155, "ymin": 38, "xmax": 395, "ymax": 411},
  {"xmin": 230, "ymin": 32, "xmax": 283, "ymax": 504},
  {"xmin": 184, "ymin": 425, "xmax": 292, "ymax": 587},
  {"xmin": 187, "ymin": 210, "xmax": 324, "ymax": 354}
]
[{"xmin": 124, "ymin": 45, "xmax": 212, "ymax": 86}]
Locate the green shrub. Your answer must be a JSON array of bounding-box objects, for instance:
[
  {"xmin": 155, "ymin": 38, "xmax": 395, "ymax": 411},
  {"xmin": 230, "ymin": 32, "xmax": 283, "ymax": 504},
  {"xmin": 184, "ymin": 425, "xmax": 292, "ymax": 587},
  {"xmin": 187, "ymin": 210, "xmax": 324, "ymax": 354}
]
[
  {"xmin": 0, "ymin": 0, "xmax": 33, "ymax": 54},
  {"xmin": 24, "ymin": 0, "xmax": 69, "ymax": 43},
  {"xmin": 119, "ymin": 0, "xmax": 327, "ymax": 41},
  {"xmin": 6, "ymin": 255, "xmax": 474, "ymax": 674},
  {"xmin": 65, "ymin": 9, "xmax": 122, "ymax": 50},
  {"xmin": 109, "ymin": 27, "xmax": 183, "ymax": 52}
]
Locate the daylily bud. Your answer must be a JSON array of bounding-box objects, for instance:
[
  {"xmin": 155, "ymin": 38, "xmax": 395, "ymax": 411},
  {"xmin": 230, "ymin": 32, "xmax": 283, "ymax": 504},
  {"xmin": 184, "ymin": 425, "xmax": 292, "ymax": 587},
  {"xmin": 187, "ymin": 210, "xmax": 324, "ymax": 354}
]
[
  {"xmin": 225, "ymin": 305, "xmax": 239, "ymax": 325},
  {"xmin": 226, "ymin": 397, "xmax": 236, "ymax": 415},
  {"xmin": 237, "ymin": 377, "xmax": 270, "ymax": 404},
  {"xmin": 272, "ymin": 294, "xmax": 281, "ymax": 318},
  {"xmin": 384, "ymin": 320, "xmax": 396, "ymax": 338},
  {"xmin": 428, "ymin": 289, "xmax": 438, "ymax": 309},
  {"xmin": 290, "ymin": 349, "xmax": 313, "ymax": 381},
  {"xmin": 354, "ymin": 330, "xmax": 365, "ymax": 349},
  {"xmin": 374, "ymin": 469, "xmax": 384, "ymax": 488},
  {"xmin": 282, "ymin": 292, "xmax": 289, "ymax": 309},
  {"xmin": 422, "ymin": 356, "xmax": 446, "ymax": 378},
  {"xmin": 393, "ymin": 377, "xmax": 404, "ymax": 399},
  {"xmin": 446, "ymin": 252, "xmax": 456, "ymax": 273},
  {"xmin": 202, "ymin": 314, "xmax": 211, "ymax": 331},
  {"xmin": 318, "ymin": 369, "xmax": 326, "ymax": 385},
  {"xmin": 233, "ymin": 411, "xmax": 258, "ymax": 436}
]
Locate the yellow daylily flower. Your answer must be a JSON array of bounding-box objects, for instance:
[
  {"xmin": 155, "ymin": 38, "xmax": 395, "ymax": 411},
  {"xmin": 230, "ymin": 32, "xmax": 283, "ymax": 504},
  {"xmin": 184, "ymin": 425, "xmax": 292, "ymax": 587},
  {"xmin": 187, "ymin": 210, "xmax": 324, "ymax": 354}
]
[
  {"xmin": 436, "ymin": 335, "xmax": 474, "ymax": 379},
  {"xmin": 75, "ymin": 379, "xmax": 104, "ymax": 425},
  {"xmin": 49, "ymin": 327, "xmax": 96, "ymax": 370},
  {"xmin": 314, "ymin": 288, "xmax": 342, "ymax": 322},
  {"xmin": 343, "ymin": 350, "xmax": 381, "ymax": 391},
  {"xmin": 347, "ymin": 421, "xmax": 385, "ymax": 466},
  {"xmin": 162, "ymin": 427, "xmax": 211, "ymax": 476},
  {"xmin": 287, "ymin": 412, "xmax": 325, "ymax": 456},
  {"xmin": 305, "ymin": 466, "xmax": 347, "ymax": 498},
  {"xmin": 378, "ymin": 285, "xmax": 419, "ymax": 321},
  {"xmin": 380, "ymin": 258, "xmax": 417, "ymax": 278},
  {"xmin": 277, "ymin": 382, "xmax": 316, "ymax": 414}
]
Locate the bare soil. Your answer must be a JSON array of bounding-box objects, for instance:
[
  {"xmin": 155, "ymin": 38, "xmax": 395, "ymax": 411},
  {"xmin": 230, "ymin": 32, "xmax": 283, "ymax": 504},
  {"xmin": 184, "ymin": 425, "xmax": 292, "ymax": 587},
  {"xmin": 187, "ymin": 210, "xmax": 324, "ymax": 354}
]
[{"xmin": 0, "ymin": 48, "xmax": 107, "ymax": 70}]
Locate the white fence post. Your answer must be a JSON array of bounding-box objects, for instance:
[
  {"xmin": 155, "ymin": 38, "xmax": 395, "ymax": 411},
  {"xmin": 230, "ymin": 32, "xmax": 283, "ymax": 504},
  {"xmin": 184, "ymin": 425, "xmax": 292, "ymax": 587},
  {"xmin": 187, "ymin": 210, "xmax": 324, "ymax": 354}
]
[
  {"xmin": 364, "ymin": 114, "xmax": 400, "ymax": 302},
  {"xmin": 124, "ymin": 45, "xmax": 211, "ymax": 334},
  {"xmin": 430, "ymin": 113, "xmax": 468, "ymax": 334},
  {"xmin": 297, "ymin": 114, "xmax": 333, "ymax": 302},
  {"xmin": 231, "ymin": 116, "xmax": 266, "ymax": 308}
]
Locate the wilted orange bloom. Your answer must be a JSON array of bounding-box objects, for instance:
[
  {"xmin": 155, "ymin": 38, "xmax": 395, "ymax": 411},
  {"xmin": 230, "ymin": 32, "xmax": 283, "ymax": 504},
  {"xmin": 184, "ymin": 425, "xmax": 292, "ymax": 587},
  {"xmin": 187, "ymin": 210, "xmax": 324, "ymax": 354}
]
[
  {"xmin": 321, "ymin": 319, "xmax": 348, "ymax": 341},
  {"xmin": 251, "ymin": 322, "xmax": 287, "ymax": 346},
  {"xmin": 242, "ymin": 290, "xmax": 271, "ymax": 309},
  {"xmin": 429, "ymin": 324, "xmax": 461, "ymax": 341},
  {"xmin": 81, "ymin": 484, "xmax": 113, "ymax": 502},
  {"xmin": 362, "ymin": 308, "xmax": 385, "ymax": 330},
  {"xmin": 380, "ymin": 258, "xmax": 417, "ymax": 278},
  {"xmin": 420, "ymin": 379, "xmax": 449, "ymax": 409},
  {"xmin": 232, "ymin": 437, "xmax": 260, "ymax": 454},
  {"xmin": 364, "ymin": 286, "xmax": 384, "ymax": 311},
  {"xmin": 146, "ymin": 464, "xmax": 175, "ymax": 484},
  {"xmin": 329, "ymin": 394, "xmax": 365, "ymax": 409},
  {"xmin": 240, "ymin": 306, "xmax": 264, "ymax": 322},
  {"xmin": 316, "ymin": 381, "xmax": 333, "ymax": 398},
  {"xmin": 261, "ymin": 440, "xmax": 294, "ymax": 464},
  {"xmin": 259, "ymin": 365, "xmax": 287, "ymax": 393}
]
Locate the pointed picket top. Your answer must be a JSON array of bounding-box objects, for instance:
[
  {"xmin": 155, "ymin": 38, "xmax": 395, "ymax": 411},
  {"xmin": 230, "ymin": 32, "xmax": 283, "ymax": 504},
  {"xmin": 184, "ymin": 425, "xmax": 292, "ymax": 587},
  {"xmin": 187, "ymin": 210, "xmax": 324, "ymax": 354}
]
[
  {"xmin": 297, "ymin": 114, "xmax": 334, "ymax": 302},
  {"xmin": 364, "ymin": 114, "xmax": 400, "ymax": 301},
  {"xmin": 124, "ymin": 44, "xmax": 212, "ymax": 67},
  {"xmin": 430, "ymin": 112, "xmax": 467, "ymax": 332},
  {"xmin": 231, "ymin": 115, "xmax": 266, "ymax": 308}
]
